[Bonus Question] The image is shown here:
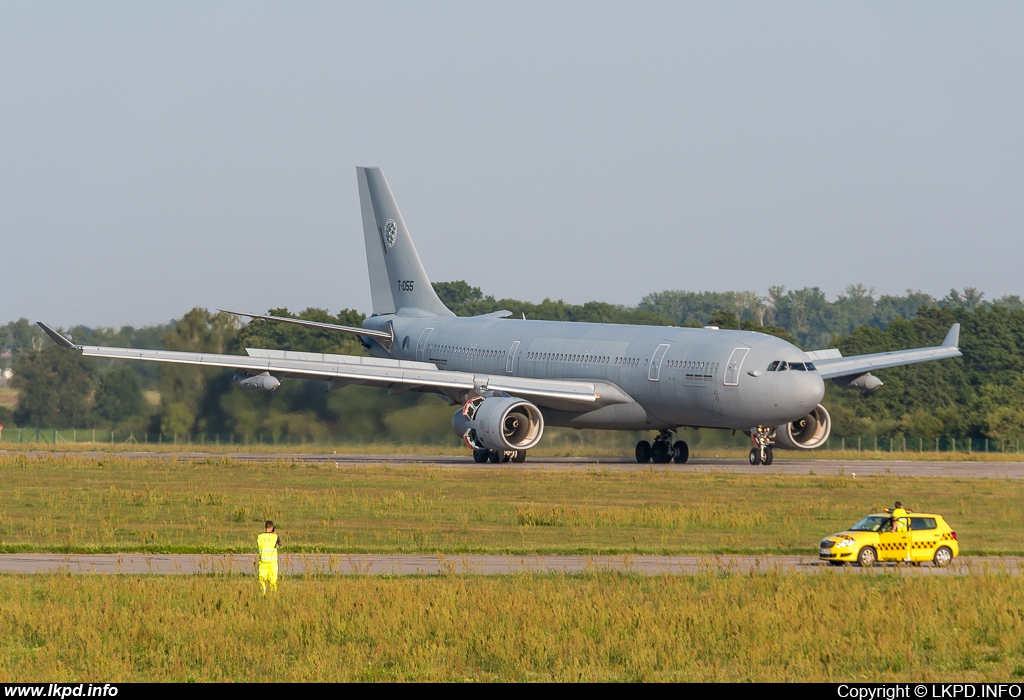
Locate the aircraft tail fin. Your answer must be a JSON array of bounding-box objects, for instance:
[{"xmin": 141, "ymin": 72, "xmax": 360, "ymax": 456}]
[{"xmin": 356, "ymin": 167, "xmax": 454, "ymax": 317}]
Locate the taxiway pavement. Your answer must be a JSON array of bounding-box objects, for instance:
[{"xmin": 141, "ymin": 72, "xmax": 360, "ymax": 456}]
[{"xmin": 0, "ymin": 553, "xmax": 1018, "ymax": 576}]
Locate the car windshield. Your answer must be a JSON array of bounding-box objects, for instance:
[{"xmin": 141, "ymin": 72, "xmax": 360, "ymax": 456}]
[{"xmin": 849, "ymin": 515, "xmax": 890, "ymax": 532}]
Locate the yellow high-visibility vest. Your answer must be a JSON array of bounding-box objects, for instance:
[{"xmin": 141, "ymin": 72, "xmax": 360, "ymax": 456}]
[
  {"xmin": 892, "ymin": 508, "xmax": 909, "ymax": 532},
  {"xmin": 257, "ymin": 532, "xmax": 279, "ymax": 563}
]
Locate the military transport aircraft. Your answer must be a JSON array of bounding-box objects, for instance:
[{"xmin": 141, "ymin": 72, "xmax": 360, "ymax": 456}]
[{"xmin": 38, "ymin": 167, "xmax": 962, "ymax": 465}]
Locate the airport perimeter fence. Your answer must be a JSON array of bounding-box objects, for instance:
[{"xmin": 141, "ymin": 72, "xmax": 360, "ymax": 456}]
[{"xmin": 0, "ymin": 427, "xmax": 1022, "ymax": 455}]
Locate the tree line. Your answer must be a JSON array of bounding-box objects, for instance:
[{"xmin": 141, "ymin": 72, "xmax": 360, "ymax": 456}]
[{"xmin": 1, "ymin": 283, "xmax": 1022, "ymax": 442}]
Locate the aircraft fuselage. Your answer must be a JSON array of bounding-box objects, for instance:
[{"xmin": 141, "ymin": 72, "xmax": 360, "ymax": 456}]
[{"xmin": 365, "ymin": 314, "xmax": 826, "ymax": 432}]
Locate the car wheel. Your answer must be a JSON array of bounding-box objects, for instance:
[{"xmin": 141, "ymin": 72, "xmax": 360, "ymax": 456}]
[
  {"xmin": 857, "ymin": 547, "xmax": 877, "ymax": 568},
  {"xmin": 933, "ymin": 546, "xmax": 953, "ymax": 568}
]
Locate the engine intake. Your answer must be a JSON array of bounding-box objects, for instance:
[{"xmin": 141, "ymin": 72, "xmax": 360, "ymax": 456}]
[
  {"xmin": 774, "ymin": 403, "xmax": 831, "ymax": 450},
  {"xmin": 452, "ymin": 396, "xmax": 544, "ymax": 452}
]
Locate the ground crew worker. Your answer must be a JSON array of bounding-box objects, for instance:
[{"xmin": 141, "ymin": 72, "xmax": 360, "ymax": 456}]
[
  {"xmin": 885, "ymin": 501, "xmax": 912, "ymax": 563},
  {"xmin": 890, "ymin": 502, "xmax": 910, "ymax": 532},
  {"xmin": 257, "ymin": 520, "xmax": 282, "ymax": 595}
]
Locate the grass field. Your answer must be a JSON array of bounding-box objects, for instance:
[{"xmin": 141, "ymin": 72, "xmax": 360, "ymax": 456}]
[
  {"xmin": 0, "ymin": 454, "xmax": 1019, "ymax": 555},
  {"xmin": 1, "ymin": 571, "xmax": 1022, "ymax": 681}
]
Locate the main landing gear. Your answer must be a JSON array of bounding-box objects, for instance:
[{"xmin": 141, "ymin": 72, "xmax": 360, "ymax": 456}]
[
  {"xmin": 473, "ymin": 449, "xmax": 528, "ymax": 464},
  {"xmin": 635, "ymin": 431, "xmax": 689, "ymax": 464},
  {"xmin": 748, "ymin": 426, "xmax": 774, "ymax": 466}
]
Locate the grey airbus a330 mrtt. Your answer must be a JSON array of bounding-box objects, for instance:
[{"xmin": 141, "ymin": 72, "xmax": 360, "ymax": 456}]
[{"xmin": 39, "ymin": 167, "xmax": 962, "ymax": 465}]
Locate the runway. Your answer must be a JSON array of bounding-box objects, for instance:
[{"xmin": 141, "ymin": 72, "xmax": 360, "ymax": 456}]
[
  {"xmin": 6, "ymin": 449, "xmax": 1024, "ymax": 479},
  {"xmin": 0, "ymin": 553, "xmax": 1019, "ymax": 575}
]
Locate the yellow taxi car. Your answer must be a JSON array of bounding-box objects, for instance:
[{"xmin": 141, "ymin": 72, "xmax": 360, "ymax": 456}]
[{"xmin": 819, "ymin": 512, "xmax": 959, "ymax": 567}]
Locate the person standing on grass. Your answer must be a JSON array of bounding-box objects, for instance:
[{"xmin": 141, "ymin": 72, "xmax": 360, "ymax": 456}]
[{"xmin": 257, "ymin": 520, "xmax": 282, "ymax": 595}]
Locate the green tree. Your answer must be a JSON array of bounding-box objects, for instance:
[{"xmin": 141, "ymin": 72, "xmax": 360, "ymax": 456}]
[
  {"xmin": 0, "ymin": 319, "xmax": 47, "ymax": 361},
  {"xmin": 94, "ymin": 366, "xmax": 144, "ymax": 423},
  {"xmin": 432, "ymin": 280, "xmax": 483, "ymax": 310},
  {"xmin": 158, "ymin": 308, "xmax": 238, "ymax": 435},
  {"xmin": 11, "ymin": 345, "xmax": 97, "ymax": 428}
]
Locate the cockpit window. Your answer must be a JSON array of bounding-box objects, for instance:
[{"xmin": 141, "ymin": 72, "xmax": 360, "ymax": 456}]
[
  {"xmin": 790, "ymin": 362, "xmax": 806, "ymax": 371},
  {"xmin": 777, "ymin": 361, "xmax": 788, "ymax": 371},
  {"xmin": 767, "ymin": 361, "xmax": 779, "ymax": 371},
  {"xmin": 806, "ymin": 362, "xmax": 816, "ymax": 371}
]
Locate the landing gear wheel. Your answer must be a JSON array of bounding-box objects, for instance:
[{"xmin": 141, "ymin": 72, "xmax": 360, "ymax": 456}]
[
  {"xmin": 762, "ymin": 446, "xmax": 774, "ymax": 466},
  {"xmin": 857, "ymin": 547, "xmax": 877, "ymax": 568},
  {"xmin": 651, "ymin": 441, "xmax": 672, "ymax": 463},
  {"xmin": 488, "ymin": 450, "xmax": 501, "ymax": 464},
  {"xmin": 933, "ymin": 546, "xmax": 953, "ymax": 568},
  {"xmin": 472, "ymin": 449, "xmax": 488, "ymax": 463},
  {"xmin": 635, "ymin": 441, "xmax": 652, "ymax": 463},
  {"xmin": 512, "ymin": 450, "xmax": 527, "ymax": 463},
  {"xmin": 673, "ymin": 441, "xmax": 689, "ymax": 464},
  {"xmin": 748, "ymin": 448, "xmax": 762, "ymax": 466}
]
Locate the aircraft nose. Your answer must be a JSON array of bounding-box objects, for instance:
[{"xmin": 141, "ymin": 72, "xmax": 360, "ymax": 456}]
[{"xmin": 798, "ymin": 372, "xmax": 826, "ymax": 407}]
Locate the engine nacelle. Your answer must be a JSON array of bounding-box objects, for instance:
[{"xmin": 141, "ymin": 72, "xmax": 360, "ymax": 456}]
[
  {"xmin": 774, "ymin": 403, "xmax": 831, "ymax": 450},
  {"xmin": 233, "ymin": 371, "xmax": 281, "ymax": 392},
  {"xmin": 452, "ymin": 396, "xmax": 544, "ymax": 452}
]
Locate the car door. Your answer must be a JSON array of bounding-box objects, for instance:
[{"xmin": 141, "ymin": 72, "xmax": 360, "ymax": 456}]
[
  {"xmin": 876, "ymin": 528, "xmax": 912, "ymax": 562},
  {"xmin": 909, "ymin": 517, "xmax": 940, "ymax": 562}
]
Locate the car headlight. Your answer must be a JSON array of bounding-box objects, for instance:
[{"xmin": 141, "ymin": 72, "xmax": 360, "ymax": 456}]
[{"xmin": 835, "ymin": 538, "xmax": 855, "ymax": 548}]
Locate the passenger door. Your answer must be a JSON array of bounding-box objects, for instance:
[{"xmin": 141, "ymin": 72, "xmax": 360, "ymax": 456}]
[
  {"xmin": 723, "ymin": 347, "xmax": 750, "ymax": 386},
  {"xmin": 505, "ymin": 340, "xmax": 521, "ymax": 374},
  {"xmin": 416, "ymin": 328, "xmax": 434, "ymax": 362},
  {"xmin": 648, "ymin": 344, "xmax": 670, "ymax": 381},
  {"xmin": 910, "ymin": 517, "xmax": 940, "ymax": 562}
]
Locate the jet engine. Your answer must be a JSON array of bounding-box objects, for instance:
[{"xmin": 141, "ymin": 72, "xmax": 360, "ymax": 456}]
[
  {"xmin": 452, "ymin": 396, "xmax": 544, "ymax": 452},
  {"xmin": 774, "ymin": 403, "xmax": 831, "ymax": 450},
  {"xmin": 233, "ymin": 371, "xmax": 281, "ymax": 391}
]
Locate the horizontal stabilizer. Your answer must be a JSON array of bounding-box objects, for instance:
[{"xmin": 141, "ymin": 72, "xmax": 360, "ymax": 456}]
[{"xmin": 221, "ymin": 310, "xmax": 393, "ymax": 341}]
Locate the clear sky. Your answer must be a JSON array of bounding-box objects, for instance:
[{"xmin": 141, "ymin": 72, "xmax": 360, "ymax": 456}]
[{"xmin": 2, "ymin": 2, "xmax": 1022, "ymax": 328}]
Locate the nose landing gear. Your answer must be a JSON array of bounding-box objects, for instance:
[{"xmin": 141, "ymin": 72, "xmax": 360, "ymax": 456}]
[
  {"xmin": 748, "ymin": 426, "xmax": 774, "ymax": 465},
  {"xmin": 635, "ymin": 431, "xmax": 689, "ymax": 464}
]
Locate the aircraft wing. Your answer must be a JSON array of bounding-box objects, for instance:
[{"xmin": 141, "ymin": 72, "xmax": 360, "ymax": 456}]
[
  {"xmin": 806, "ymin": 323, "xmax": 962, "ymax": 380},
  {"xmin": 36, "ymin": 323, "xmax": 634, "ymax": 410}
]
